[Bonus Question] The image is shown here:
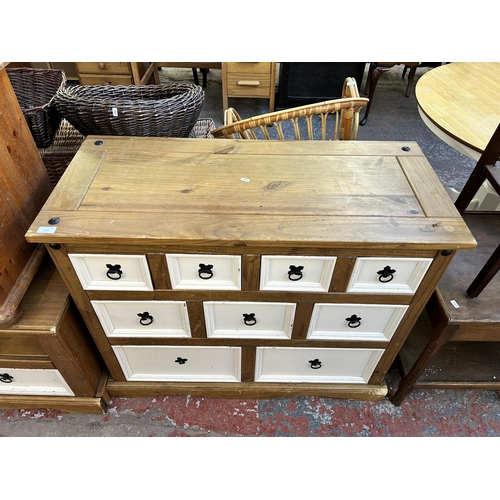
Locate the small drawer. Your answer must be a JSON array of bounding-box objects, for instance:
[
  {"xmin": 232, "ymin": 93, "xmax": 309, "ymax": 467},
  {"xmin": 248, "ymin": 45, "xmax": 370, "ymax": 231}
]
[
  {"xmin": 78, "ymin": 75, "xmax": 133, "ymax": 86},
  {"xmin": 307, "ymin": 303, "xmax": 409, "ymax": 341},
  {"xmin": 0, "ymin": 368, "xmax": 74, "ymax": 396},
  {"xmin": 165, "ymin": 254, "xmax": 241, "ymax": 290},
  {"xmin": 91, "ymin": 300, "xmax": 191, "ymax": 338},
  {"xmin": 76, "ymin": 62, "xmax": 131, "ymax": 75},
  {"xmin": 226, "ymin": 73, "xmax": 271, "ymax": 97},
  {"xmin": 112, "ymin": 345, "xmax": 241, "ymax": 382},
  {"xmin": 254, "ymin": 347, "xmax": 384, "ymax": 384},
  {"xmin": 69, "ymin": 254, "xmax": 154, "ymax": 291},
  {"xmin": 347, "ymin": 257, "xmax": 433, "ymax": 294},
  {"xmin": 260, "ymin": 256, "xmax": 337, "ymax": 292},
  {"xmin": 225, "ymin": 62, "xmax": 272, "ymax": 74},
  {"xmin": 203, "ymin": 301, "xmax": 296, "ymax": 339}
]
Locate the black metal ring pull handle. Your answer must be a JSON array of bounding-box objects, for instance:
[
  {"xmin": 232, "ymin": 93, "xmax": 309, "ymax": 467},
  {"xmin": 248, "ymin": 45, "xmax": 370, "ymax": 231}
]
[
  {"xmin": 137, "ymin": 311, "xmax": 154, "ymax": 326},
  {"xmin": 0, "ymin": 373, "xmax": 14, "ymax": 383},
  {"xmin": 175, "ymin": 357, "xmax": 188, "ymax": 365},
  {"xmin": 308, "ymin": 359, "xmax": 322, "ymax": 370},
  {"xmin": 346, "ymin": 314, "xmax": 362, "ymax": 328},
  {"xmin": 288, "ymin": 265, "xmax": 304, "ymax": 281},
  {"xmin": 377, "ymin": 265, "xmax": 396, "ymax": 283},
  {"xmin": 198, "ymin": 263, "xmax": 214, "ymax": 280},
  {"xmin": 106, "ymin": 264, "xmax": 123, "ymax": 280},
  {"xmin": 243, "ymin": 313, "xmax": 257, "ymax": 326}
]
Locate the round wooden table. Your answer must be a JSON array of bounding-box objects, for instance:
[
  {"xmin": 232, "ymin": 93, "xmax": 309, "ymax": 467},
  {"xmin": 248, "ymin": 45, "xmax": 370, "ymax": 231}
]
[{"xmin": 416, "ymin": 62, "xmax": 500, "ymax": 160}]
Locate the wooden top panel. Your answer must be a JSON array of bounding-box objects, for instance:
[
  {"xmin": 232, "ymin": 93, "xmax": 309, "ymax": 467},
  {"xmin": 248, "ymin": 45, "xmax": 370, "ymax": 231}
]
[
  {"xmin": 26, "ymin": 137, "xmax": 476, "ymax": 250},
  {"xmin": 416, "ymin": 62, "xmax": 500, "ymax": 154}
]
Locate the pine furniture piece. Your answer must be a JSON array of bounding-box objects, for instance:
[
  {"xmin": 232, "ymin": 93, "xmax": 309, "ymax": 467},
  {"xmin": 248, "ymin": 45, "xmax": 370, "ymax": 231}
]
[
  {"xmin": 0, "ymin": 63, "xmax": 53, "ymax": 327},
  {"xmin": 75, "ymin": 62, "xmax": 159, "ymax": 86},
  {"xmin": 26, "ymin": 137, "xmax": 475, "ymax": 401},
  {"xmin": 0, "ymin": 256, "xmax": 109, "ymax": 414},
  {"xmin": 222, "ymin": 63, "xmax": 276, "ymax": 113},
  {"xmin": 212, "ymin": 77, "xmax": 367, "ymax": 141}
]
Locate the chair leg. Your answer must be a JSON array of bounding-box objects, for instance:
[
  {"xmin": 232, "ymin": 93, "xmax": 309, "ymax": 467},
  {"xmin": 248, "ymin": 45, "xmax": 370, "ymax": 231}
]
[
  {"xmin": 191, "ymin": 68, "xmax": 199, "ymax": 86},
  {"xmin": 466, "ymin": 244, "xmax": 500, "ymax": 297},
  {"xmin": 405, "ymin": 66, "xmax": 417, "ymax": 97},
  {"xmin": 360, "ymin": 65, "xmax": 391, "ymax": 126},
  {"xmin": 200, "ymin": 68, "xmax": 208, "ymax": 88}
]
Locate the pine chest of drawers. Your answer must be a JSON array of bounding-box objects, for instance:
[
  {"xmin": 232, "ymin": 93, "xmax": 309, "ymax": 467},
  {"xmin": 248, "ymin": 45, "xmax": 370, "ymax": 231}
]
[{"xmin": 26, "ymin": 137, "xmax": 476, "ymax": 401}]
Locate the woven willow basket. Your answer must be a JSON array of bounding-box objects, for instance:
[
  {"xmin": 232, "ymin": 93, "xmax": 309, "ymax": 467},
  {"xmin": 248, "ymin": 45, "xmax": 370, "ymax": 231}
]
[
  {"xmin": 7, "ymin": 67, "xmax": 66, "ymax": 148},
  {"xmin": 54, "ymin": 84, "xmax": 205, "ymax": 138}
]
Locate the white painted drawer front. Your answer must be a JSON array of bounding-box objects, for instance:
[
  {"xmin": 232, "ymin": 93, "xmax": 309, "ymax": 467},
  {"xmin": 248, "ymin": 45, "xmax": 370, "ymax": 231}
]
[
  {"xmin": 307, "ymin": 303, "xmax": 408, "ymax": 341},
  {"xmin": 260, "ymin": 256, "xmax": 337, "ymax": 292},
  {"xmin": 112, "ymin": 346, "xmax": 241, "ymax": 382},
  {"xmin": 0, "ymin": 368, "xmax": 74, "ymax": 396},
  {"xmin": 91, "ymin": 300, "xmax": 191, "ymax": 338},
  {"xmin": 69, "ymin": 254, "xmax": 153, "ymax": 291},
  {"xmin": 165, "ymin": 254, "xmax": 241, "ymax": 290},
  {"xmin": 204, "ymin": 301, "xmax": 296, "ymax": 339},
  {"xmin": 347, "ymin": 257, "xmax": 433, "ymax": 294},
  {"xmin": 254, "ymin": 347, "xmax": 384, "ymax": 384}
]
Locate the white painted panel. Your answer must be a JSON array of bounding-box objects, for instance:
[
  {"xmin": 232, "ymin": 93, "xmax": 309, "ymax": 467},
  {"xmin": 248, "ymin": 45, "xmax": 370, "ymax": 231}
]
[
  {"xmin": 69, "ymin": 253, "xmax": 153, "ymax": 291},
  {"xmin": 255, "ymin": 347, "xmax": 384, "ymax": 383},
  {"xmin": 204, "ymin": 301, "xmax": 296, "ymax": 339},
  {"xmin": 307, "ymin": 303, "xmax": 408, "ymax": 341},
  {"xmin": 92, "ymin": 300, "xmax": 191, "ymax": 338},
  {"xmin": 260, "ymin": 256, "xmax": 337, "ymax": 292},
  {"xmin": 0, "ymin": 368, "xmax": 74, "ymax": 396},
  {"xmin": 166, "ymin": 254, "xmax": 241, "ymax": 290},
  {"xmin": 113, "ymin": 345, "xmax": 241, "ymax": 382}
]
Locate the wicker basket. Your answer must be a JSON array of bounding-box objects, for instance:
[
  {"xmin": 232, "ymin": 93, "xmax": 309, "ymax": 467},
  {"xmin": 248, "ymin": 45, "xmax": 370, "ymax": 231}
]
[
  {"xmin": 54, "ymin": 84, "xmax": 205, "ymax": 138},
  {"xmin": 7, "ymin": 67, "xmax": 67, "ymax": 148}
]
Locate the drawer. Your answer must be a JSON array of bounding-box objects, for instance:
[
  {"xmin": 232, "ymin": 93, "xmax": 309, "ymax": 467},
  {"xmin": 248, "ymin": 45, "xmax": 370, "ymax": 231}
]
[
  {"xmin": 225, "ymin": 62, "xmax": 272, "ymax": 74},
  {"xmin": 307, "ymin": 303, "xmax": 409, "ymax": 341},
  {"xmin": 0, "ymin": 368, "xmax": 74, "ymax": 396},
  {"xmin": 260, "ymin": 255, "xmax": 337, "ymax": 292},
  {"xmin": 165, "ymin": 254, "xmax": 241, "ymax": 290},
  {"xmin": 69, "ymin": 254, "xmax": 154, "ymax": 291},
  {"xmin": 76, "ymin": 62, "xmax": 131, "ymax": 75},
  {"xmin": 78, "ymin": 75, "xmax": 133, "ymax": 86},
  {"xmin": 112, "ymin": 346, "xmax": 241, "ymax": 382},
  {"xmin": 203, "ymin": 301, "xmax": 296, "ymax": 339},
  {"xmin": 254, "ymin": 347, "xmax": 384, "ymax": 384},
  {"xmin": 226, "ymin": 73, "xmax": 271, "ymax": 97},
  {"xmin": 347, "ymin": 257, "xmax": 433, "ymax": 294},
  {"xmin": 91, "ymin": 300, "xmax": 191, "ymax": 338}
]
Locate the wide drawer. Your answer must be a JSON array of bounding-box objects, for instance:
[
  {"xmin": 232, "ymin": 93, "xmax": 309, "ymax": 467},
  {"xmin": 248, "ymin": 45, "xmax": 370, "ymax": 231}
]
[
  {"xmin": 69, "ymin": 254, "xmax": 154, "ymax": 291},
  {"xmin": 112, "ymin": 345, "xmax": 241, "ymax": 382},
  {"xmin": 203, "ymin": 301, "xmax": 296, "ymax": 339},
  {"xmin": 76, "ymin": 62, "xmax": 131, "ymax": 75},
  {"xmin": 347, "ymin": 257, "xmax": 433, "ymax": 294},
  {"xmin": 166, "ymin": 254, "xmax": 241, "ymax": 290},
  {"xmin": 91, "ymin": 300, "xmax": 191, "ymax": 338},
  {"xmin": 260, "ymin": 255, "xmax": 337, "ymax": 292},
  {"xmin": 307, "ymin": 303, "xmax": 408, "ymax": 341},
  {"xmin": 254, "ymin": 347, "xmax": 384, "ymax": 384},
  {"xmin": 0, "ymin": 368, "xmax": 74, "ymax": 396}
]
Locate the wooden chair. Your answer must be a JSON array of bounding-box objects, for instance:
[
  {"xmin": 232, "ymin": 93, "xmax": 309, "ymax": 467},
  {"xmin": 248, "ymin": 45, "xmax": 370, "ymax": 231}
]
[
  {"xmin": 454, "ymin": 122, "xmax": 500, "ymax": 297},
  {"xmin": 212, "ymin": 77, "xmax": 369, "ymax": 141}
]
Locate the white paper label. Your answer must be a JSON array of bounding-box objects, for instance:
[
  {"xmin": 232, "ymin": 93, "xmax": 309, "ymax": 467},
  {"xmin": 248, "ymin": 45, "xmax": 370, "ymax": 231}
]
[
  {"xmin": 36, "ymin": 226, "xmax": 57, "ymax": 234},
  {"xmin": 112, "ymin": 107, "xmax": 118, "ymax": 116},
  {"xmin": 450, "ymin": 300, "xmax": 460, "ymax": 309}
]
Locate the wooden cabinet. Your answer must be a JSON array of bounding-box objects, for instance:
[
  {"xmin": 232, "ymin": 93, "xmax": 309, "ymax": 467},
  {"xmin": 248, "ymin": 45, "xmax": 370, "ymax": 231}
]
[
  {"xmin": 0, "ymin": 258, "xmax": 109, "ymax": 413},
  {"xmin": 222, "ymin": 62, "xmax": 276, "ymax": 112},
  {"xmin": 75, "ymin": 62, "xmax": 158, "ymax": 86},
  {"xmin": 26, "ymin": 137, "xmax": 476, "ymax": 401}
]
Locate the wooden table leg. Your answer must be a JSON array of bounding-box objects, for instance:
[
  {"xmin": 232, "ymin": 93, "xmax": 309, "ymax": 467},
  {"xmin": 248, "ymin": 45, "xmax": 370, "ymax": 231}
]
[
  {"xmin": 360, "ymin": 64, "xmax": 392, "ymax": 126},
  {"xmin": 391, "ymin": 321, "xmax": 459, "ymax": 406}
]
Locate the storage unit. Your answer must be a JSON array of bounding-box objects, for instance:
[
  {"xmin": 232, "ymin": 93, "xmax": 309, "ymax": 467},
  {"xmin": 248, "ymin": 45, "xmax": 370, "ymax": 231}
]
[
  {"xmin": 26, "ymin": 137, "xmax": 476, "ymax": 401},
  {"xmin": 0, "ymin": 258, "xmax": 109, "ymax": 413},
  {"xmin": 75, "ymin": 62, "xmax": 158, "ymax": 86},
  {"xmin": 222, "ymin": 62, "xmax": 276, "ymax": 112}
]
